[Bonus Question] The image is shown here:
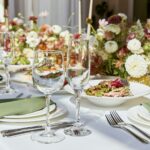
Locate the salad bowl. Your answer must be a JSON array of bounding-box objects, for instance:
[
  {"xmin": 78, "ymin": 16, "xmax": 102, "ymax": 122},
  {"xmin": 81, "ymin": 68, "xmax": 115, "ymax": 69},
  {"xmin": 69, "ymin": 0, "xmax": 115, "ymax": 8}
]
[{"xmin": 81, "ymin": 79, "xmax": 150, "ymax": 107}]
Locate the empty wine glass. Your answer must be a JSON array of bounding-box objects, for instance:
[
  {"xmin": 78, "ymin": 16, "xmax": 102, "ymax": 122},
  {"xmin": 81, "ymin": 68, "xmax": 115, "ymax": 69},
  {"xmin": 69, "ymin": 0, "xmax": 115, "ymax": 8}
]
[
  {"xmin": 31, "ymin": 50, "xmax": 65, "ymax": 144},
  {"xmin": 64, "ymin": 35, "xmax": 91, "ymax": 136},
  {"xmin": 0, "ymin": 32, "xmax": 15, "ymax": 94}
]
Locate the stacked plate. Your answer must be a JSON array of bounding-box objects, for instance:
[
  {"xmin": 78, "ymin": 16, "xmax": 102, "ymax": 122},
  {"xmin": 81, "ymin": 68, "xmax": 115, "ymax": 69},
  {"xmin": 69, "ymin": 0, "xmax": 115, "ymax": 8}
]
[
  {"xmin": 127, "ymin": 105, "xmax": 150, "ymax": 127},
  {"xmin": 0, "ymin": 104, "xmax": 67, "ymax": 124}
]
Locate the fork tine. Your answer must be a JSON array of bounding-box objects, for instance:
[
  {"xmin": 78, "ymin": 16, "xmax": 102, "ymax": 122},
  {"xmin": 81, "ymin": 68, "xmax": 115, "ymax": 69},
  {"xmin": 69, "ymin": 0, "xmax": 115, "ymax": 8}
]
[
  {"xmin": 113, "ymin": 111, "xmax": 124, "ymax": 122},
  {"xmin": 105, "ymin": 114, "xmax": 116, "ymax": 126},
  {"xmin": 110, "ymin": 111, "xmax": 123, "ymax": 123}
]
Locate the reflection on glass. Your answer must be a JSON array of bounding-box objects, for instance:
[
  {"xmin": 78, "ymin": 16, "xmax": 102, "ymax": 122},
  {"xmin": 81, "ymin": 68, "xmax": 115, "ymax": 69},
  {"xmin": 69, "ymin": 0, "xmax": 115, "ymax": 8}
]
[
  {"xmin": 31, "ymin": 50, "xmax": 65, "ymax": 144},
  {"xmin": 64, "ymin": 35, "xmax": 91, "ymax": 136}
]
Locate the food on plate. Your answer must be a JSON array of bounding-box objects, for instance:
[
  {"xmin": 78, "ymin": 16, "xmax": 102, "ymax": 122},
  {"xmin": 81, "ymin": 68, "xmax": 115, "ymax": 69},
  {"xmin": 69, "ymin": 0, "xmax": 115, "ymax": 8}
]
[{"xmin": 85, "ymin": 78, "xmax": 132, "ymax": 97}]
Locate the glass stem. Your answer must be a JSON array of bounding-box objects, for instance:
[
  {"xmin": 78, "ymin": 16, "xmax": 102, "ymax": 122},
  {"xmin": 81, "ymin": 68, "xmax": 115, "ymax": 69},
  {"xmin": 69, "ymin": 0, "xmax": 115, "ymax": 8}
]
[
  {"xmin": 4, "ymin": 64, "xmax": 10, "ymax": 91},
  {"xmin": 75, "ymin": 90, "xmax": 81, "ymax": 123},
  {"xmin": 45, "ymin": 95, "xmax": 52, "ymax": 133}
]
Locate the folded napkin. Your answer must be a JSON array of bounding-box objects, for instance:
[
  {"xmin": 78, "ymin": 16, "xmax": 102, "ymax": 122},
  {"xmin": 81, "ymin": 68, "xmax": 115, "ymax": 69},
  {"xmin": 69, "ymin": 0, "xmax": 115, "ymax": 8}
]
[
  {"xmin": 0, "ymin": 96, "xmax": 55, "ymax": 117},
  {"xmin": 143, "ymin": 102, "xmax": 150, "ymax": 113}
]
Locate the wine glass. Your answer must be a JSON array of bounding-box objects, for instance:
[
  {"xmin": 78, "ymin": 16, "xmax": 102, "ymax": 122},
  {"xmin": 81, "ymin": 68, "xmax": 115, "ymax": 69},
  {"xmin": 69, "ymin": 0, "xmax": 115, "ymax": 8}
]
[
  {"xmin": 0, "ymin": 32, "xmax": 15, "ymax": 94},
  {"xmin": 64, "ymin": 35, "xmax": 91, "ymax": 136},
  {"xmin": 31, "ymin": 50, "xmax": 65, "ymax": 144}
]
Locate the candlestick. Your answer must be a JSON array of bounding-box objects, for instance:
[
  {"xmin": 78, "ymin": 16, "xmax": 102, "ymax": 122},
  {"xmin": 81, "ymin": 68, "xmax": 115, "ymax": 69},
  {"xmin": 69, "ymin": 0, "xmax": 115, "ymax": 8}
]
[
  {"xmin": 78, "ymin": 0, "xmax": 82, "ymax": 34},
  {"xmin": 87, "ymin": 0, "xmax": 93, "ymax": 39}
]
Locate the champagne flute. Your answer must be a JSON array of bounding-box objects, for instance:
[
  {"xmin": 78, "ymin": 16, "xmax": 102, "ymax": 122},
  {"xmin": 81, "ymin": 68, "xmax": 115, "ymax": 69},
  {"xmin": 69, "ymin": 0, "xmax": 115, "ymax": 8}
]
[
  {"xmin": 0, "ymin": 32, "xmax": 15, "ymax": 94},
  {"xmin": 64, "ymin": 35, "xmax": 91, "ymax": 136},
  {"xmin": 31, "ymin": 50, "xmax": 65, "ymax": 144}
]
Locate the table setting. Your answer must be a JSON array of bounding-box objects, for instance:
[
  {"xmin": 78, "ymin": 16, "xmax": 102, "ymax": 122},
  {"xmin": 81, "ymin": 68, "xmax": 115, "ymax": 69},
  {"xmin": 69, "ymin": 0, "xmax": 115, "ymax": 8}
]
[{"xmin": 0, "ymin": 1, "xmax": 150, "ymax": 150}]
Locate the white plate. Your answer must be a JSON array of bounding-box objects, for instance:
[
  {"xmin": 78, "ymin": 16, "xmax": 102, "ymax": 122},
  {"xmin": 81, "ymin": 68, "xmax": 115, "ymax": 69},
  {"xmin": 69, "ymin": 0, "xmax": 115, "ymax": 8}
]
[
  {"xmin": 0, "ymin": 105, "xmax": 67, "ymax": 123},
  {"xmin": 138, "ymin": 105, "xmax": 150, "ymax": 121},
  {"xmin": 127, "ymin": 106, "xmax": 150, "ymax": 127},
  {"xmin": 4, "ymin": 104, "xmax": 56, "ymax": 119},
  {"xmin": 81, "ymin": 80, "xmax": 150, "ymax": 107}
]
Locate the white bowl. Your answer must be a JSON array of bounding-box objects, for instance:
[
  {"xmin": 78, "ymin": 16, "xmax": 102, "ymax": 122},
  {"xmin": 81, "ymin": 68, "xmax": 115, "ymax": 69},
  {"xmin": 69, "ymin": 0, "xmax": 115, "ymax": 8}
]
[{"xmin": 81, "ymin": 80, "xmax": 150, "ymax": 107}]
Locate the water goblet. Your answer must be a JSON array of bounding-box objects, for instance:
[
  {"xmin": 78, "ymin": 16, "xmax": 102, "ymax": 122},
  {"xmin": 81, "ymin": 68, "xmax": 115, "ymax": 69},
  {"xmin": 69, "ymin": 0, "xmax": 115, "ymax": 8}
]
[
  {"xmin": 64, "ymin": 35, "xmax": 91, "ymax": 136},
  {"xmin": 31, "ymin": 50, "xmax": 65, "ymax": 144},
  {"xmin": 0, "ymin": 32, "xmax": 15, "ymax": 94}
]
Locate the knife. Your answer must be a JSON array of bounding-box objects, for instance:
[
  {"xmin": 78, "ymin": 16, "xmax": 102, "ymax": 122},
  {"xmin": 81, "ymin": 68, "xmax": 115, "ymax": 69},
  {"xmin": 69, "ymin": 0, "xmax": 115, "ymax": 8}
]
[{"xmin": 1, "ymin": 121, "xmax": 74, "ymax": 137}]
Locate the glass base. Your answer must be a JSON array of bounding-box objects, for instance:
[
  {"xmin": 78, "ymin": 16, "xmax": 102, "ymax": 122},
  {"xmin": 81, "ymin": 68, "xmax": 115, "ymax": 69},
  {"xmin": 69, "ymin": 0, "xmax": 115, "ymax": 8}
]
[
  {"xmin": 4, "ymin": 88, "xmax": 16, "ymax": 94},
  {"xmin": 64, "ymin": 126, "xmax": 91, "ymax": 137},
  {"xmin": 0, "ymin": 87, "xmax": 16, "ymax": 95},
  {"xmin": 31, "ymin": 131, "xmax": 65, "ymax": 144}
]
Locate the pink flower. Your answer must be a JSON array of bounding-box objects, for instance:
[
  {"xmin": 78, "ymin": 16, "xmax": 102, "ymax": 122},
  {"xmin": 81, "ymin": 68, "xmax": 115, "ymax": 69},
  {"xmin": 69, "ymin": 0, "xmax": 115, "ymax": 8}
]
[
  {"xmin": 144, "ymin": 28, "xmax": 150, "ymax": 40},
  {"xmin": 126, "ymin": 33, "xmax": 136, "ymax": 42},
  {"xmin": 99, "ymin": 19, "xmax": 108, "ymax": 27},
  {"xmin": 117, "ymin": 46, "xmax": 129, "ymax": 58}
]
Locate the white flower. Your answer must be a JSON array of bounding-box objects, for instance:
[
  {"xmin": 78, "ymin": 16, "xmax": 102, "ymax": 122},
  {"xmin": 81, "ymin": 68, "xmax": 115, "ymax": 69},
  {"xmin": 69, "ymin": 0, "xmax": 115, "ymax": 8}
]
[
  {"xmin": 105, "ymin": 24, "xmax": 121, "ymax": 35},
  {"xmin": 52, "ymin": 25, "xmax": 62, "ymax": 34},
  {"xmin": 15, "ymin": 28, "xmax": 24, "ymax": 36},
  {"xmin": 97, "ymin": 29, "xmax": 105, "ymax": 39},
  {"xmin": 125, "ymin": 54, "xmax": 148, "ymax": 78},
  {"xmin": 99, "ymin": 19, "xmax": 108, "ymax": 28},
  {"xmin": 60, "ymin": 30, "xmax": 70, "ymax": 45},
  {"xmin": 23, "ymin": 48, "xmax": 34, "ymax": 58},
  {"xmin": 104, "ymin": 41, "xmax": 118, "ymax": 53},
  {"xmin": 118, "ymin": 13, "xmax": 127, "ymax": 20},
  {"xmin": 127, "ymin": 38, "xmax": 142, "ymax": 54},
  {"xmin": 26, "ymin": 31, "xmax": 40, "ymax": 48},
  {"xmin": 13, "ymin": 17, "xmax": 24, "ymax": 25}
]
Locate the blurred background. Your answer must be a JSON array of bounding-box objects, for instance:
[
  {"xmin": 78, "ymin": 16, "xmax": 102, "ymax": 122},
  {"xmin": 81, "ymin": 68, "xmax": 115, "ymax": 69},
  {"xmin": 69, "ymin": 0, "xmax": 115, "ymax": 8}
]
[{"xmin": 0, "ymin": 0, "xmax": 150, "ymax": 29}]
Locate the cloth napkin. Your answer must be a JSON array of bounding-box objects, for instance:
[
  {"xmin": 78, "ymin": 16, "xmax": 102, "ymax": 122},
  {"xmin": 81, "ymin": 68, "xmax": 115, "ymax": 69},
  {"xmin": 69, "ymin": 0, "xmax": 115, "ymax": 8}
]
[
  {"xmin": 0, "ymin": 96, "xmax": 55, "ymax": 117},
  {"xmin": 143, "ymin": 102, "xmax": 150, "ymax": 113}
]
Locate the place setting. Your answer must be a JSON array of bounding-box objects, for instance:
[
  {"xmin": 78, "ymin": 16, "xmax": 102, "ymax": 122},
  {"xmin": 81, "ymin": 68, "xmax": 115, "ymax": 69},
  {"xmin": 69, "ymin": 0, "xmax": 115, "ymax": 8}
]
[{"xmin": 0, "ymin": 0, "xmax": 150, "ymax": 149}]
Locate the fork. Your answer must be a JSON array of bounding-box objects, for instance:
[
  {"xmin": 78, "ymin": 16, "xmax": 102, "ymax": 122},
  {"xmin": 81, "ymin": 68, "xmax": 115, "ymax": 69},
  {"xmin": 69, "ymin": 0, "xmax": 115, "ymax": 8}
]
[
  {"xmin": 105, "ymin": 114, "xmax": 149, "ymax": 144},
  {"xmin": 110, "ymin": 111, "xmax": 150, "ymax": 139}
]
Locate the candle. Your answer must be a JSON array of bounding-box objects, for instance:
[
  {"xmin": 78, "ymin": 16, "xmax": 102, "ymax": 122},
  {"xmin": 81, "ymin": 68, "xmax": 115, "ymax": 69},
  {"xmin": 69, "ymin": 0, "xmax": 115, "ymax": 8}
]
[
  {"xmin": 78, "ymin": 0, "xmax": 82, "ymax": 34},
  {"xmin": 87, "ymin": 0, "xmax": 93, "ymax": 39}
]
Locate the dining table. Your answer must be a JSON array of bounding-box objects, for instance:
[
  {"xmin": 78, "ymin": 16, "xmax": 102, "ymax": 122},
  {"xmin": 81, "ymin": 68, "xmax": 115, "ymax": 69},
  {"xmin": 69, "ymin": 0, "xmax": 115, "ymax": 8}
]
[{"xmin": 0, "ymin": 81, "xmax": 150, "ymax": 150}]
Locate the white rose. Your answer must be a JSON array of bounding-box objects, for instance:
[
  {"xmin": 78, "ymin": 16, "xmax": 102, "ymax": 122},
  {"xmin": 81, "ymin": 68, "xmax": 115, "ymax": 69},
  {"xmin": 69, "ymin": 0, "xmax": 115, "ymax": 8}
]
[
  {"xmin": 127, "ymin": 38, "xmax": 142, "ymax": 54},
  {"xmin": 97, "ymin": 29, "xmax": 105, "ymax": 39},
  {"xmin": 105, "ymin": 24, "xmax": 121, "ymax": 35},
  {"xmin": 52, "ymin": 25, "xmax": 62, "ymax": 34},
  {"xmin": 60, "ymin": 30, "xmax": 70, "ymax": 45},
  {"xmin": 104, "ymin": 41, "xmax": 118, "ymax": 53},
  {"xmin": 26, "ymin": 31, "xmax": 40, "ymax": 48},
  {"xmin": 118, "ymin": 13, "xmax": 127, "ymax": 20},
  {"xmin": 125, "ymin": 54, "xmax": 148, "ymax": 78}
]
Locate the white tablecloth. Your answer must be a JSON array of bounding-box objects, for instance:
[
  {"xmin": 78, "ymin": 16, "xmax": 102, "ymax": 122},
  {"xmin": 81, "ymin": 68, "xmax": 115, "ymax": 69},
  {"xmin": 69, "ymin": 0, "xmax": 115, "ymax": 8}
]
[{"xmin": 0, "ymin": 83, "xmax": 150, "ymax": 150}]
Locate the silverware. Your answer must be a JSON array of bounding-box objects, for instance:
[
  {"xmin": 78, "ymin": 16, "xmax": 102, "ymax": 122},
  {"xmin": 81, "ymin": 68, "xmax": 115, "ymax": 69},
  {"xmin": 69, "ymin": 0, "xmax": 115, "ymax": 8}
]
[
  {"xmin": 110, "ymin": 111, "xmax": 150, "ymax": 139},
  {"xmin": 1, "ymin": 121, "xmax": 74, "ymax": 137},
  {"xmin": 105, "ymin": 114, "xmax": 149, "ymax": 144},
  {"xmin": 16, "ymin": 93, "xmax": 23, "ymax": 98}
]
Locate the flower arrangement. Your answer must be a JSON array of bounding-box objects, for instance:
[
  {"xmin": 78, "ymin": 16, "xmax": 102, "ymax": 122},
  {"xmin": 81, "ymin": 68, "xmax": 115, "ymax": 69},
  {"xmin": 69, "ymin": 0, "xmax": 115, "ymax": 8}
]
[
  {"xmin": 0, "ymin": 14, "xmax": 71, "ymax": 65},
  {"xmin": 94, "ymin": 13, "xmax": 150, "ymax": 80},
  {"xmin": 1, "ymin": 12, "xmax": 150, "ymax": 82}
]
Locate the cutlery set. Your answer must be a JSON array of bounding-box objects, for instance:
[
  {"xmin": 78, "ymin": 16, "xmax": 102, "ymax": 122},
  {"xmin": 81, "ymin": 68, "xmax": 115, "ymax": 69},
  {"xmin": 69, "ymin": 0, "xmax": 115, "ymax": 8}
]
[
  {"xmin": 1, "ymin": 121, "xmax": 74, "ymax": 137},
  {"xmin": 105, "ymin": 111, "xmax": 150, "ymax": 144},
  {"xmin": 1, "ymin": 110, "xmax": 150, "ymax": 144}
]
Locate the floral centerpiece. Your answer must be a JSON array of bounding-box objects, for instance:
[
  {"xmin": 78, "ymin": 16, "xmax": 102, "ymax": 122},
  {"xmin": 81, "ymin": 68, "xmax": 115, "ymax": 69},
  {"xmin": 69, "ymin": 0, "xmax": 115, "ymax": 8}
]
[
  {"xmin": 0, "ymin": 14, "xmax": 71, "ymax": 65},
  {"xmin": 94, "ymin": 13, "xmax": 150, "ymax": 84}
]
